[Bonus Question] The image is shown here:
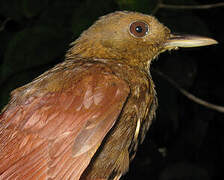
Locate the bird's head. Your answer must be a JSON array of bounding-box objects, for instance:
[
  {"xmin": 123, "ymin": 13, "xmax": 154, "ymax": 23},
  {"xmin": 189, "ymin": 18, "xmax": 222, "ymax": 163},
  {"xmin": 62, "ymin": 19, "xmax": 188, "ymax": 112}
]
[{"xmin": 66, "ymin": 11, "xmax": 217, "ymax": 70}]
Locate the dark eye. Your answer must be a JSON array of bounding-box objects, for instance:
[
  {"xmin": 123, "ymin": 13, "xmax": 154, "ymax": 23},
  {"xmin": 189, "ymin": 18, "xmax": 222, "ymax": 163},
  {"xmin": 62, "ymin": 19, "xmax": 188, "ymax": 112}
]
[{"xmin": 129, "ymin": 21, "xmax": 149, "ymax": 38}]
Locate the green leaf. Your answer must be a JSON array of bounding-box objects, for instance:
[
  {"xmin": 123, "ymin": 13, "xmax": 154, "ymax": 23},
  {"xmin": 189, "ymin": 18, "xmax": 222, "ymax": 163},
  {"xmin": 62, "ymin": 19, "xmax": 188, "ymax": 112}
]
[
  {"xmin": 115, "ymin": 0, "xmax": 157, "ymax": 13},
  {"xmin": 71, "ymin": 0, "xmax": 117, "ymax": 37},
  {"xmin": 37, "ymin": 0, "xmax": 80, "ymax": 30},
  {"xmin": 22, "ymin": 0, "xmax": 49, "ymax": 18},
  {"xmin": 0, "ymin": 68, "xmax": 48, "ymax": 109},
  {"xmin": 0, "ymin": 0, "xmax": 48, "ymax": 20},
  {"xmin": 163, "ymin": 0, "xmax": 198, "ymax": 5},
  {"xmin": 1, "ymin": 26, "xmax": 71, "ymax": 81},
  {"xmin": 0, "ymin": 0, "xmax": 24, "ymax": 21}
]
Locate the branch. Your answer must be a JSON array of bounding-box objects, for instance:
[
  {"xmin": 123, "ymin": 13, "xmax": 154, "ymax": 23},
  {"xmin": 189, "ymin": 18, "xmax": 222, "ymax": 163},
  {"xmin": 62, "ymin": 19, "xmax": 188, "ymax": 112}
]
[
  {"xmin": 0, "ymin": 18, "xmax": 11, "ymax": 32},
  {"xmin": 151, "ymin": 0, "xmax": 163, "ymax": 15},
  {"xmin": 159, "ymin": 2, "xmax": 224, "ymax": 10},
  {"xmin": 153, "ymin": 69, "xmax": 224, "ymax": 113},
  {"xmin": 151, "ymin": 1, "xmax": 224, "ymax": 15}
]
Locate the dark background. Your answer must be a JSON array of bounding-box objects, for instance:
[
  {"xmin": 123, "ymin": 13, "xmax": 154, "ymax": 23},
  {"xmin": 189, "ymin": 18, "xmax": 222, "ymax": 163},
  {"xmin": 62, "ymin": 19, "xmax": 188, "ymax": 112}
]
[{"xmin": 0, "ymin": 0, "xmax": 223, "ymax": 179}]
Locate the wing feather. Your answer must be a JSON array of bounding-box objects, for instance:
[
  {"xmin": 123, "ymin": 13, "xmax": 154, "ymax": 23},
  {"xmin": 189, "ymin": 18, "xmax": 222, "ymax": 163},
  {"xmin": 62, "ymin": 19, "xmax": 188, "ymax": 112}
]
[{"xmin": 0, "ymin": 64, "xmax": 130, "ymax": 179}]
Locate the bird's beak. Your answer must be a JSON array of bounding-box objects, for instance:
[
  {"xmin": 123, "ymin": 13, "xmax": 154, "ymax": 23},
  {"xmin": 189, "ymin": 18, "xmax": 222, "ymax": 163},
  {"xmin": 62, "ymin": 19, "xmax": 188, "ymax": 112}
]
[{"xmin": 164, "ymin": 34, "xmax": 218, "ymax": 49}]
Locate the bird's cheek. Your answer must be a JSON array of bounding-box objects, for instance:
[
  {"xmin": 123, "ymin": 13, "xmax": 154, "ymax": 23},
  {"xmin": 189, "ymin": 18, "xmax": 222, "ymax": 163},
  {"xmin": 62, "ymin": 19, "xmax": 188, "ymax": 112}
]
[
  {"xmin": 101, "ymin": 39, "xmax": 115, "ymax": 49},
  {"xmin": 101, "ymin": 38, "xmax": 128, "ymax": 53}
]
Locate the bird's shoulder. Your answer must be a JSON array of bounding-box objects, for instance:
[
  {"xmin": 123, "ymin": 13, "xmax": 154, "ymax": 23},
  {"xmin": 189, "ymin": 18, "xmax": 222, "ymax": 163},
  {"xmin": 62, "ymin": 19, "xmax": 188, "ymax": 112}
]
[
  {"xmin": 10, "ymin": 60, "xmax": 123, "ymax": 102},
  {"xmin": 1, "ymin": 59, "xmax": 130, "ymax": 139},
  {"xmin": 0, "ymin": 59, "xmax": 130, "ymax": 179}
]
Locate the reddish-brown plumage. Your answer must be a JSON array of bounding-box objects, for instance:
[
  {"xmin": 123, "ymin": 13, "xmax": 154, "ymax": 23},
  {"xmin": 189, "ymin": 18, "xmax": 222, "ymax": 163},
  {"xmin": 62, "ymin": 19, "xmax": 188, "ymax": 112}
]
[
  {"xmin": 0, "ymin": 11, "xmax": 217, "ymax": 179},
  {"xmin": 0, "ymin": 62, "xmax": 130, "ymax": 179}
]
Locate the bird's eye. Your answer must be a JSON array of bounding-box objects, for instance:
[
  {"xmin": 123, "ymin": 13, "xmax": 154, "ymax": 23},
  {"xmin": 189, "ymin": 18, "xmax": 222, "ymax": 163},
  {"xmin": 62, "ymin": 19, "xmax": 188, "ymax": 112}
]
[{"xmin": 129, "ymin": 21, "xmax": 149, "ymax": 38}]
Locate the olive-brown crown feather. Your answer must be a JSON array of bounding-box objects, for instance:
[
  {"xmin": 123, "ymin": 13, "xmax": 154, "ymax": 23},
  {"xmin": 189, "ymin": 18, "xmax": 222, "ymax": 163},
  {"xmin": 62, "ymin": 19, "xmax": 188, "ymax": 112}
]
[{"xmin": 66, "ymin": 11, "xmax": 171, "ymax": 70}]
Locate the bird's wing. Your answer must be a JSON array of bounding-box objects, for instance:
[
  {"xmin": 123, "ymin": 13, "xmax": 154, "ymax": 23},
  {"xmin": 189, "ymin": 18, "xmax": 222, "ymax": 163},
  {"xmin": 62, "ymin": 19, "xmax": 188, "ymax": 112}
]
[{"xmin": 0, "ymin": 64, "xmax": 130, "ymax": 180}]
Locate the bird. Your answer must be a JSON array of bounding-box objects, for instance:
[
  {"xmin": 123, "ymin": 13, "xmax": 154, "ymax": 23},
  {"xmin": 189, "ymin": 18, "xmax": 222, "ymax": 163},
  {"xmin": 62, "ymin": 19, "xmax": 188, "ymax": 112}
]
[{"xmin": 0, "ymin": 11, "xmax": 217, "ymax": 180}]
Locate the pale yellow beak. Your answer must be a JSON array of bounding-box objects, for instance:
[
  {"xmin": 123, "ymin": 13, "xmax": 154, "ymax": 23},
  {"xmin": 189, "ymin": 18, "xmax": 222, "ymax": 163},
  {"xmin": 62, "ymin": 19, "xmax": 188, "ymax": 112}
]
[{"xmin": 164, "ymin": 34, "xmax": 218, "ymax": 49}]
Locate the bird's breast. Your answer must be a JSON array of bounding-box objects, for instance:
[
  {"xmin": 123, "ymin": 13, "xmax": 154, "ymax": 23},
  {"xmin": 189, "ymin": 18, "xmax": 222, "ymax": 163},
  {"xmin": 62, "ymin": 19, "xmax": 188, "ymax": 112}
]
[{"xmin": 82, "ymin": 59, "xmax": 158, "ymax": 178}]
